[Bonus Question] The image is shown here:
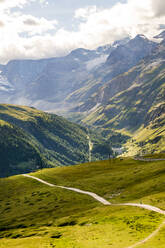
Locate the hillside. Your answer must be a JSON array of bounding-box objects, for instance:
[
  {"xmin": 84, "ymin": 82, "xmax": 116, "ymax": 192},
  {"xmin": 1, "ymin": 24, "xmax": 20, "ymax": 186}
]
[
  {"xmin": 80, "ymin": 36, "xmax": 165, "ymax": 156},
  {"xmin": 123, "ymin": 102, "xmax": 165, "ymax": 156},
  {"xmin": 0, "ymin": 157, "xmax": 165, "ymax": 247},
  {"xmin": 82, "ymin": 58, "xmax": 165, "ymax": 129},
  {"xmin": 0, "ymin": 104, "xmax": 110, "ymax": 177}
]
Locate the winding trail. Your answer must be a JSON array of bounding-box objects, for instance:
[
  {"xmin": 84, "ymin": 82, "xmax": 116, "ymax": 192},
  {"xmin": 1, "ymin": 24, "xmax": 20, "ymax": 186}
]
[
  {"xmin": 127, "ymin": 220, "xmax": 165, "ymax": 248},
  {"xmin": 23, "ymin": 174, "xmax": 110, "ymax": 205},
  {"xmin": 22, "ymin": 174, "xmax": 165, "ymax": 248},
  {"xmin": 23, "ymin": 174, "xmax": 165, "ymax": 215},
  {"xmin": 118, "ymin": 203, "xmax": 165, "ymax": 215}
]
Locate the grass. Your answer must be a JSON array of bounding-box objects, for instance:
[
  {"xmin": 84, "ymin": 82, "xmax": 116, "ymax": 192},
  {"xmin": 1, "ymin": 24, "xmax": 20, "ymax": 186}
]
[
  {"xmin": 123, "ymin": 121, "xmax": 165, "ymax": 157},
  {"xmin": 0, "ymin": 157, "xmax": 165, "ymax": 247}
]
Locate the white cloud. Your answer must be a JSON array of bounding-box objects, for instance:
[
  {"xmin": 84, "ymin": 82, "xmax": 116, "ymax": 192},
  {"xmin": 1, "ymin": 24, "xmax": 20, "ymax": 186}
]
[
  {"xmin": 0, "ymin": 0, "xmax": 47, "ymax": 11},
  {"xmin": 0, "ymin": 0, "xmax": 33, "ymax": 10},
  {"xmin": 0, "ymin": 12, "xmax": 57, "ymax": 36},
  {"xmin": 73, "ymin": 0, "xmax": 161, "ymax": 42},
  {"xmin": 39, "ymin": 0, "xmax": 49, "ymax": 6},
  {"xmin": 18, "ymin": 15, "xmax": 57, "ymax": 35},
  {"xmin": 151, "ymin": 0, "xmax": 165, "ymax": 17},
  {"xmin": 0, "ymin": 0, "xmax": 165, "ymax": 64},
  {"xmin": 75, "ymin": 6, "xmax": 97, "ymax": 19},
  {"xmin": 86, "ymin": 55, "xmax": 109, "ymax": 71}
]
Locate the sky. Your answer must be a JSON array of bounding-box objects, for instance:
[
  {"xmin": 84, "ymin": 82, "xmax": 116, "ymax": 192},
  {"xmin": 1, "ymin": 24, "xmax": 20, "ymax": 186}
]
[{"xmin": 0, "ymin": 0, "xmax": 165, "ymax": 64}]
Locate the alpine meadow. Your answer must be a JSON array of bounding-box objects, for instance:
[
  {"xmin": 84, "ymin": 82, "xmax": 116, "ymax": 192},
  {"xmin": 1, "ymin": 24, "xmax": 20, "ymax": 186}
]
[{"xmin": 0, "ymin": 0, "xmax": 165, "ymax": 248}]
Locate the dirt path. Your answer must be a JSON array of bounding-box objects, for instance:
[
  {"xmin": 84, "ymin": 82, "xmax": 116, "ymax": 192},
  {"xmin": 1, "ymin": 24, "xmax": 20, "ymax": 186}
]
[
  {"xmin": 23, "ymin": 174, "xmax": 165, "ymax": 215},
  {"xmin": 23, "ymin": 174, "xmax": 111, "ymax": 205},
  {"xmin": 119, "ymin": 203, "xmax": 165, "ymax": 215}
]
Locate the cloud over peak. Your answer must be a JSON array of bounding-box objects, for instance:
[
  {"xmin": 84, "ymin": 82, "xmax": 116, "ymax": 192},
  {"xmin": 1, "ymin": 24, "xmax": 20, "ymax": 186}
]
[{"xmin": 0, "ymin": 0, "xmax": 165, "ymax": 64}]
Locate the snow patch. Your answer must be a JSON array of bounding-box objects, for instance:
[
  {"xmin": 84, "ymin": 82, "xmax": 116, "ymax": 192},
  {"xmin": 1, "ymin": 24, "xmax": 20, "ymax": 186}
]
[
  {"xmin": 86, "ymin": 55, "xmax": 108, "ymax": 71},
  {"xmin": 0, "ymin": 75, "xmax": 14, "ymax": 92}
]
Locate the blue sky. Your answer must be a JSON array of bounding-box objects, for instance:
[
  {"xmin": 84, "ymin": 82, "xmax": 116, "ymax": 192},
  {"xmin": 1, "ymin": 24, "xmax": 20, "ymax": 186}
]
[
  {"xmin": 0, "ymin": 0, "xmax": 164, "ymax": 63},
  {"xmin": 19, "ymin": 0, "xmax": 127, "ymax": 30}
]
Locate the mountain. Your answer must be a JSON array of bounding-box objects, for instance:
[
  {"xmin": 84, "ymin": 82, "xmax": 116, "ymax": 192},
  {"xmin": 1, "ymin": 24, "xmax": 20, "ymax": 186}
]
[
  {"xmin": 154, "ymin": 30, "xmax": 165, "ymax": 40},
  {"xmin": 65, "ymin": 35, "xmax": 157, "ymax": 111},
  {"xmin": 105, "ymin": 34, "xmax": 156, "ymax": 78},
  {"xmin": 0, "ymin": 34, "xmax": 159, "ymax": 113},
  {"xmin": 70, "ymin": 34, "xmax": 157, "ymax": 111},
  {"xmin": 80, "ymin": 38, "xmax": 165, "ymax": 155},
  {"xmin": 0, "ymin": 38, "xmax": 130, "ymax": 111},
  {"xmin": 0, "ymin": 45, "xmax": 111, "ymax": 108}
]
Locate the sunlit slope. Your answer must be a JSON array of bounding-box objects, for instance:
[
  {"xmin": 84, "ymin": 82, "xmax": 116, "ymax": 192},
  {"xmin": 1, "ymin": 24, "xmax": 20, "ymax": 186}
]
[
  {"xmin": 0, "ymin": 158, "xmax": 165, "ymax": 247},
  {"xmin": 123, "ymin": 102, "xmax": 165, "ymax": 156},
  {"xmin": 82, "ymin": 48, "xmax": 165, "ymax": 155},
  {"xmin": 0, "ymin": 104, "xmax": 89, "ymax": 177},
  {"xmin": 83, "ymin": 59, "xmax": 165, "ymax": 130}
]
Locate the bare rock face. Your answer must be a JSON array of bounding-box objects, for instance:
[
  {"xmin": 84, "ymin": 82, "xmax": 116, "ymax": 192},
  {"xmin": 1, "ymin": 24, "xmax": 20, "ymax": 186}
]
[
  {"xmin": 0, "ymin": 33, "xmax": 161, "ymax": 114},
  {"xmin": 0, "ymin": 43, "xmax": 114, "ymax": 109},
  {"xmin": 154, "ymin": 30, "xmax": 165, "ymax": 40},
  {"xmin": 104, "ymin": 35, "xmax": 157, "ymax": 79},
  {"xmin": 80, "ymin": 38, "xmax": 165, "ymax": 133}
]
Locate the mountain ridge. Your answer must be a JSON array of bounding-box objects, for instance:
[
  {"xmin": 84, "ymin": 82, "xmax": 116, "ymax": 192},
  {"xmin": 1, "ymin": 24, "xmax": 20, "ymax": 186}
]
[{"xmin": 0, "ymin": 36, "xmax": 135, "ymax": 111}]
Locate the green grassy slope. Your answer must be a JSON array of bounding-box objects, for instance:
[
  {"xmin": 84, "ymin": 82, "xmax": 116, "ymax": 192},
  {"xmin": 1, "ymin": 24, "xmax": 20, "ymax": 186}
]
[
  {"xmin": 123, "ymin": 102, "xmax": 165, "ymax": 156},
  {"xmin": 0, "ymin": 158, "xmax": 165, "ymax": 247},
  {"xmin": 0, "ymin": 104, "xmax": 91, "ymax": 177},
  {"xmin": 83, "ymin": 60, "xmax": 165, "ymax": 128},
  {"xmin": 82, "ymin": 48, "xmax": 165, "ymax": 155}
]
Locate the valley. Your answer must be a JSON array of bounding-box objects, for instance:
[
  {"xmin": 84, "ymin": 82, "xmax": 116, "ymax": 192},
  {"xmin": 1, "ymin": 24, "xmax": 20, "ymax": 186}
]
[
  {"xmin": 0, "ymin": 31, "xmax": 164, "ymax": 157},
  {"xmin": 0, "ymin": 104, "xmax": 113, "ymax": 178},
  {"xmin": 1, "ymin": 1, "xmax": 165, "ymax": 247},
  {"xmin": 0, "ymin": 27, "xmax": 165, "ymax": 248}
]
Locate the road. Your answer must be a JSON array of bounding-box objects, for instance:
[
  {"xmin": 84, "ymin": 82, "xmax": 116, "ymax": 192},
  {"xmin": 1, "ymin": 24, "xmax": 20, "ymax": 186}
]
[
  {"xmin": 87, "ymin": 128, "xmax": 93, "ymax": 162},
  {"xmin": 134, "ymin": 156, "xmax": 165, "ymax": 162}
]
